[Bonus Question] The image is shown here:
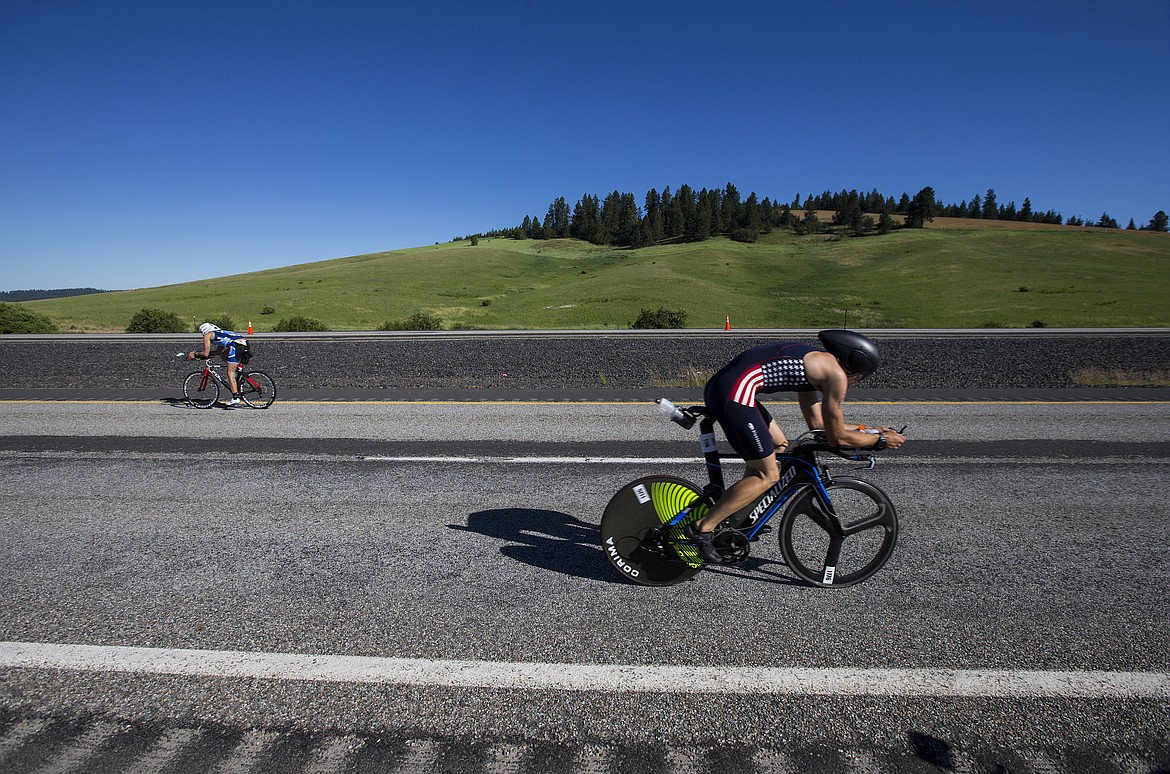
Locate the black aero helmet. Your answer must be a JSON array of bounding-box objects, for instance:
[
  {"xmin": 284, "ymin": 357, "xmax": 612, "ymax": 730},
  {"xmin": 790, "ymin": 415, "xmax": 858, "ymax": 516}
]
[{"xmin": 817, "ymin": 329, "xmax": 880, "ymax": 378}]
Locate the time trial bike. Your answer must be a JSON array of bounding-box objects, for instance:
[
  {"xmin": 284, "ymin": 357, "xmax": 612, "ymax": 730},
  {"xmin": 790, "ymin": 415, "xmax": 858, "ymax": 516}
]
[
  {"xmin": 600, "ymin": 401, "xmax": 899, "ymax": 588},
  {"xmin": 179, "ymin": 355, "xmax": 276, "ymax": 409}
]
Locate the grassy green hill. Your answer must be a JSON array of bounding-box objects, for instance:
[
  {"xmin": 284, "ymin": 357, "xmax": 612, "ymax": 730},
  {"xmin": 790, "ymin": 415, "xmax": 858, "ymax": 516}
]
[{"xmin": 22, "ymin": 219, "xmax": 1170, "ymax": 332}]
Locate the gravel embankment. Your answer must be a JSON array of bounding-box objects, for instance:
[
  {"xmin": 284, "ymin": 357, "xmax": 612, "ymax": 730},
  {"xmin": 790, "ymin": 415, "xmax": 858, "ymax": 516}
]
[{"xmin": 1, "ymin": 333, "xmax": 1167, "ymax": 392}]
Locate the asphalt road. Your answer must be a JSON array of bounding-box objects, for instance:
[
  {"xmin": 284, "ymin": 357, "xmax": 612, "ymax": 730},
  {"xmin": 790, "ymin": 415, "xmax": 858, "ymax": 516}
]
[{"xmin": 1, "ymin": 397, "xmax": 1168, "ymax": 773}]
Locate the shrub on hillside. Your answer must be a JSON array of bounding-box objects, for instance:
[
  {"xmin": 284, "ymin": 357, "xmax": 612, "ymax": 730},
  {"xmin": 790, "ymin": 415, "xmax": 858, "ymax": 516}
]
[
  {"xmin": 0, "ymin": 303, "xmax": 58, "ymax": 334},
  {"xmin": 273, "ymin": 315, "xmax": 328, "ymax": 332},
  {"xmin": 632, "ymin": 307, "xmax": 688, "ymax": 329},
  {"xmin": 126, "ymin": 307, "xmax": 186, "ymax": 333},
  {"xmin": 207, "ymin": 315, "xmax": 236, "ymax": 331},
  {"xmin": 379, "ymin": 312, "xmax": 445, "ymax": 331}
]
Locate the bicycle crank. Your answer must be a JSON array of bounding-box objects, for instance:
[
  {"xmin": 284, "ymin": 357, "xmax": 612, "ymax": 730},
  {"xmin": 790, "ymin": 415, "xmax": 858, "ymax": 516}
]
[{"xmin": 713, "ymin": 530, "xmax": 751, "ymax": 565}]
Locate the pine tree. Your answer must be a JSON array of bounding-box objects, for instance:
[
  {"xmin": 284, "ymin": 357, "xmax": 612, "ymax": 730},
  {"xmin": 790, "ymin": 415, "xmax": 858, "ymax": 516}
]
[
  {"xmin": 904, "ymin": 186, "xmax": 937, "ymax": 228},
  {"xmin": 1144, "ymin": 211, "xmax": 1169, "ymax": 232},
  {"xmin": 801, "ymin": 204, "xmax": 820, "ymax": 235},
  {"xmin": 721, "ymin": 183, "xmax": 741, "ymax": 233},
  {"xmin": 570, "ymin": 194, "xmax": 602, "ymax": 243},
  {"xmin": 699, "ymin": 188, "xmax": 721, "ymax": 236},
  {"xmin": 547, "ymin": 196, "xmax": 570, "ymax": 237},
  {"xmin": 982, "ymin": 189, "xmax": 998, "ymax": 219},
  {"xmin": 643, "ymin": 188, "xmax": 664, "ymax": 243},
  {"xmin": 676, "ymin": 184, "xmax": 697, "ymax": 240},
  {"xmin": 743, "ymin": 192, "xmax": 763, "ymax": 232},
  {"xmin": 688, "ymin": 188, "xmax": 712, "ymax": 242},
  {"xmin": 1097, "ymin": 212, "xmax": 1119, "ymax": 229},
  {"xmin": 759, "ymin": 197, "xmax": 775, "ymax": 233},
  {"xmin": 1020, "ymin": 198, "xmax": 1033, "ymax": 222},
  {"xmin": 968, "ymin": 194, "xmax": 982, "ymax": 219}
]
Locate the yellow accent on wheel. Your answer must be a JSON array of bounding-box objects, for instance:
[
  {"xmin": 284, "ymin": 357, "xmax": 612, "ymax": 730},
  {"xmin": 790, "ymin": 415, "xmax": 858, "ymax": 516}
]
[{"xmin": 649, "ymin": 481, "xmax": 705, "ymax": 567}]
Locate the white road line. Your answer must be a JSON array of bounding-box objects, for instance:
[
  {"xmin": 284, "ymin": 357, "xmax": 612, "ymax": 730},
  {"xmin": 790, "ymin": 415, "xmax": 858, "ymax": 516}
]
[
  {"xmin": 356, "ymin": 455, "xmax": 1169, "ymax": 466},
  {"xmin": 2, "ymin": 641, "xmax": 1168, "ymax": 700},
  {"xmin": 360, "ymin": 455, "xmax": 710, "ymax": 464}
]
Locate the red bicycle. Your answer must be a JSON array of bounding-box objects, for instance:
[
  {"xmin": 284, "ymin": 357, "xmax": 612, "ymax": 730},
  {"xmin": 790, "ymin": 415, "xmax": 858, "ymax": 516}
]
[{"xmin": 178, "ymin": 355, "xmax": 276, "ymax": 409}]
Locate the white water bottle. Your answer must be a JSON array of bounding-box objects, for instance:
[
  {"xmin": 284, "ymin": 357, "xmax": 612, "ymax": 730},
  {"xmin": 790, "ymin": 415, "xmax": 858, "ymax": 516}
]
[
  {"xmin": 657, "ymin": 398, "xmax": 696, "ymax": 428},
  {"xmin": 656, "ymin": 398, "xmax": 685, "ymax": 422}
]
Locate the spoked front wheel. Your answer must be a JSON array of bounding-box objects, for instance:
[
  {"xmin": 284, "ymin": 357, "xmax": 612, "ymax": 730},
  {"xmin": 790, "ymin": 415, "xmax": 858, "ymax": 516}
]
[
  {"xmin": 599, "ymin": 475, "xmax": 708, "ymax": 586},
  {"xmin": 237, "ymin": 370, "xmax": 276, "ymax": 408},
  {"xmin": 183, "ymin": 371, "xmax": 219, "ymax": 409},
  {"xmin": 778, "ymin": 476, "xmax": 898, "ymax": 587}
]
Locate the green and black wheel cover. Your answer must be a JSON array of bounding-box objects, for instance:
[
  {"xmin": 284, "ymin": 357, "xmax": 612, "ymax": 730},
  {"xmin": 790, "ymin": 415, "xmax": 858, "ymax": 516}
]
[{"xmin": 599, "ymin": 475, "xmax": 709, "ymax": 586}]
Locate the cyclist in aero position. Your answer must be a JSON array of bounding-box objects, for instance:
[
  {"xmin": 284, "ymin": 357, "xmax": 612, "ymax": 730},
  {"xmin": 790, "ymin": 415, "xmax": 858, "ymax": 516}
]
[
  {"xmin": 684, "ymin": 329, "xmax": 906, "ymax": 563},
  {"xmin": 187, "ymin": 323, "xmax": 250, "ymax": 406}
]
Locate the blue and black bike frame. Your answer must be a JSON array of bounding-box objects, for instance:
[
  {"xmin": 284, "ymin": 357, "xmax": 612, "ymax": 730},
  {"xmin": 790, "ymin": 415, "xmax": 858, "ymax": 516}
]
[
  {"xmin": 645, "ymin": 410, "xmax": 867, "ymax": 573},
  {"xmin": 660, "ymin": 413, "xmax": 837, "ymax": 539}
]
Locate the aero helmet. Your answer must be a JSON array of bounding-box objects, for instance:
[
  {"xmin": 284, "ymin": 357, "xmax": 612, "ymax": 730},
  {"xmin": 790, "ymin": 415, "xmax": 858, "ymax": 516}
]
[
  {"xmin": 198, "ymin": 323, "xmax": 219, "ymax": 335},
  {"xmin": 817, "ymin": 329, "xmax": 880, "ymax": 378}
]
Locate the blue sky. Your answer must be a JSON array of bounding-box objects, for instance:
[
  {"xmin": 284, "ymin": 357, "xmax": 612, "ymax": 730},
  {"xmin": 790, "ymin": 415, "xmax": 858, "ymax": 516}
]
[{"xmin": 2, "ymin": 0, "xmax": 1167, "ymax": 291}]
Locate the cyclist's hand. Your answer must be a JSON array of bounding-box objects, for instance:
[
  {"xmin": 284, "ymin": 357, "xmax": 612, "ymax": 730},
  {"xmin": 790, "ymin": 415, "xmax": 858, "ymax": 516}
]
[
  {"xmin": 186, "ymin": 352, "xmax": 195, "ymax": 361},
  {"xmin": 881, "ymin": 429, "xmax": 907, "ymax": 449}
]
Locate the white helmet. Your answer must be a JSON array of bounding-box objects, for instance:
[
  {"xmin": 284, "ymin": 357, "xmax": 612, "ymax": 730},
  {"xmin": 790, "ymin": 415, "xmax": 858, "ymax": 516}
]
[{"xmin": 198, "ymin": 323, "xmax": 219, "ymax": 335}]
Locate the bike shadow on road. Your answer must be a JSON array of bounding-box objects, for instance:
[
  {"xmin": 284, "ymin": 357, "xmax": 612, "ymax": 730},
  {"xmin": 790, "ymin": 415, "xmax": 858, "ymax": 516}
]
[
  {"xmin": 453, "ymin": 509, "xmax": 617, "ymax": 583},
  {"xmin": 453, "ymin": 510, "xmax": 811, "ymax": 587},
  {"xmin": 704, "ymin": 556, "xmax": 809, "ymax": 587},
  {"xmin": 162, "ymin": 397, "xmax": 242, "ymax": 410}
]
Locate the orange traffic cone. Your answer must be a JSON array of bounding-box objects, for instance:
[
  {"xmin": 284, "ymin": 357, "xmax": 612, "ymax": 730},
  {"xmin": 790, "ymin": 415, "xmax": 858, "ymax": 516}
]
[
  {"xmin": 724, "ymin": 315, "xmax": 731, "ymax": 331},
  {"xmin": 247, "ymin": 321, "xmax": 253, "ymax": 334}
]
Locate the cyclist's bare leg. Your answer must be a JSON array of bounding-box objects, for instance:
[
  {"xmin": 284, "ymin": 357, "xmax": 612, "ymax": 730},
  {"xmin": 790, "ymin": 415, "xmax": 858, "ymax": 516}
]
[
  {"xmin": 694, "ymin": 455, "xmax": 779, "ymax": 533},
  {"xmin": 227, "ymin": 362, "xmax": 239, "ymax": 394},
  {"xmin": 693, "ymin": 419, "xmax": 787, "ymax": 534}
]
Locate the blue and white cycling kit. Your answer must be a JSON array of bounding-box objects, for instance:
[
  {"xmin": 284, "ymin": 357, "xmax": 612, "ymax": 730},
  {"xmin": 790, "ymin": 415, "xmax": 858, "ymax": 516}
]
[{"xmin": 210, "ymin": 330, "xmax": 248, "ymax": 363}]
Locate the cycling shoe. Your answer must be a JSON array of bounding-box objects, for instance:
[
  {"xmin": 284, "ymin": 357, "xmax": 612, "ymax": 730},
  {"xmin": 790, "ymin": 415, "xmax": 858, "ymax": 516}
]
[{"xmin": 682, "ymin": 522, "xmax": 722, "ymax": 564}]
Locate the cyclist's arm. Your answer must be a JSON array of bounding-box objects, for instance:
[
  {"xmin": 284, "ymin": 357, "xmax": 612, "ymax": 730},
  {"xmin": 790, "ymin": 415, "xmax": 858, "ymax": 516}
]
[
  {"xmin": 798, "ymin": 391, "xmax": 823, "ymax": 430},
  {"xmin": 188, "ymin": 332, "xmax": 214, "ymax": 359},
  {"xmin": 804, "ymin": 352, "xmax": 904, "ymax": 449}
]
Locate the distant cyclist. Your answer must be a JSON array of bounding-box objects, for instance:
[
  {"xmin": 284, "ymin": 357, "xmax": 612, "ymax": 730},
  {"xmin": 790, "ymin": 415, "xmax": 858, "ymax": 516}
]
[
  {"xmin": 685, "ymin": 329, "xmax": 906, "ymax": 562},
  {"xmin": 187, "ymin": 323, "xmax": 251, "ymax": 406}
]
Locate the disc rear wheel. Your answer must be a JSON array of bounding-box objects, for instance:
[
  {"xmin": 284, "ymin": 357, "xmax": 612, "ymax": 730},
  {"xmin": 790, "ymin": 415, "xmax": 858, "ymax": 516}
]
[{"xmin": 600, "ymin": 475, "xmax": 708, "ymax": 586}]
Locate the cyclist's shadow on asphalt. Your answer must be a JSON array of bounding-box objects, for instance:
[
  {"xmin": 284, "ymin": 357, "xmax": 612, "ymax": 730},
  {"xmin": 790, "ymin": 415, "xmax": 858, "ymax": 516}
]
[
  {"xmin": 452, "ymin": 509, "xmax": 617, "ymax": 583},
  {"xmin": 452, "ymin": 510, "xmax": 803, "ymax": 586},
  {"xmin": 162, "ymin": 397, "xmax": 239, "ymax": 410}
]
